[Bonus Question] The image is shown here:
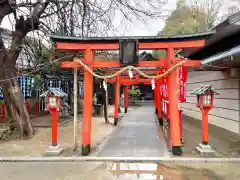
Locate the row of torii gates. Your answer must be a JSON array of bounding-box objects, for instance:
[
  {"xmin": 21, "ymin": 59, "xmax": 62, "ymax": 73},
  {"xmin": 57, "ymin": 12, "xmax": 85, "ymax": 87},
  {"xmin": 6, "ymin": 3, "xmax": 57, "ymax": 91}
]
[{"xmin": 50, "ymin": 34, "xmax": 210, "ymax": 156}]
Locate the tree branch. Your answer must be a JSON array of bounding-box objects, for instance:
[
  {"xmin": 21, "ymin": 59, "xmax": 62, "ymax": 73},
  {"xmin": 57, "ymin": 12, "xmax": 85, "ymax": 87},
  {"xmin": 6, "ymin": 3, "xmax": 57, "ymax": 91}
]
[
  {"xmin": 0, "ymin": 0, "xmax": 15, "ymax": 24},
  {"xmin": 31, "ymin": 0, "xmax": 50, "ymax": 18}
]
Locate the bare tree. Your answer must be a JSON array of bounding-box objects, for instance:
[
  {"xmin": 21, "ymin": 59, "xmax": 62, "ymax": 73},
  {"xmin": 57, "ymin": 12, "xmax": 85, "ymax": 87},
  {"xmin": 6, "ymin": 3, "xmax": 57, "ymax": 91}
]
[
  {"xmin": 217, "ymin": 0, "xmax": 240, "ymax": 22},
  {"xmin": 189, "ymin": 0, "xmax": 224, "ymax": 29},
  {"xmin": 0, "ymin": 0, "xmax": 167, "ymax": 138}
]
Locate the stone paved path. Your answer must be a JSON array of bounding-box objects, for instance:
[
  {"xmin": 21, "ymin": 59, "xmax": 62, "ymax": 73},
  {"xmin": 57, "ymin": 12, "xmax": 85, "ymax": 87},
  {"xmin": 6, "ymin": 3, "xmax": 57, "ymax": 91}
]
[{"xmin": 97, "ymin": 104, "xmax": 169, "ymax": 157}]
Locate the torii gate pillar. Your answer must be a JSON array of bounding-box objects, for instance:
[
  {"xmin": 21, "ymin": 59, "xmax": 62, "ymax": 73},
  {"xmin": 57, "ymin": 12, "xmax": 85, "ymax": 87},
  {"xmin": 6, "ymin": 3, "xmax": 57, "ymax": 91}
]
[
  {"xmin": 167, "ymin": 47, "xmax": 182, "ymax": 156},
  {"xmin": 82, "ymin": 49, "xmax": 93, "ymax": 156},
  {"xmin": 124, "ymin": 85, "xmax": 129, "ymax": 113},
  {"xmin": 154, "ymin": 87, "xmax": 158, "ymax": 114},
  {"xmin": 114, "ymin": 75, "xmax": 120, "ymax": 125},
  {"xmin": 156, "ymin": 78, "xmax": 163, "ymax": 125}
]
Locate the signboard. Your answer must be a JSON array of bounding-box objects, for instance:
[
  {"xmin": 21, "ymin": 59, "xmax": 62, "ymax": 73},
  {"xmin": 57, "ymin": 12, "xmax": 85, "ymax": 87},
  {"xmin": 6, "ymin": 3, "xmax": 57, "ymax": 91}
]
[
  {"xmin": 18, "ymin": 76, "xmax": 34, "ymax": 99},
  {"xmin": 79, "ymin": 81, "xmax": 84, "ymax": 96}
]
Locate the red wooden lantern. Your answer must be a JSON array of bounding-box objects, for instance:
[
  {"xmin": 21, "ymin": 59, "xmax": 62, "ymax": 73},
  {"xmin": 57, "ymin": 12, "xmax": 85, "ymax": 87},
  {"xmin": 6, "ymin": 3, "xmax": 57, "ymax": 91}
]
[
  {"xmin": 40, "ymin": 88, "xmax": 67, "ymax": 151},
  {"xmin": 46, "ymin": 95, "xmax": 60, "ymax": 111},
  {"xmin": 192, "ymin": 85, "xmax": 219, "ymax": 109},
  {"xmin": 191, "ymin": 85, "xmax": 220, "ymax": 155}
]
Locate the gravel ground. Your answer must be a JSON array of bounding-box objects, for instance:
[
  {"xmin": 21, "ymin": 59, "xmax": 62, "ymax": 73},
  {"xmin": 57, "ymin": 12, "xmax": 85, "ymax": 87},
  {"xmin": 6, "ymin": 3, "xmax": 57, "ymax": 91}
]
[{"xmin": 0, "ymin": 106, "xmax": 116, "ymax": 157}]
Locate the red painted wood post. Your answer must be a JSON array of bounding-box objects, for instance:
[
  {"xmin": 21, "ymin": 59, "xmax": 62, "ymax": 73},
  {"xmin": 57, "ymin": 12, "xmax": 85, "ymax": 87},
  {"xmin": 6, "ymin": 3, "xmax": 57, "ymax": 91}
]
[
  {"xmin": 156, "ymin": 78, "xmax": 163, "ymax": 126},
  {"xmin": 154, "ymin": 85, "xmax": 158, "ymax": 114},
  {"xmin": 114, "ymin": 75, "xmax": 120, "ymax": 125},
  {"xmin": 202, "ymin": 108, "xmax": 210, "ymax": 145},
  {"xmin": 167, "ymin": 102, "xmax": 169, "ymax": 119},
  {"xmin": 166, "ymin": 47, "xmax": 182, "ymax": 156},
  {"xmin": 1, "ymin": 104, "xmax": 4, "ymax": 121},
  {"xmin": 82, "ymin": 48, "xmax": 94, "ymax": 156},
  {"xmin": 51, "ymin": 108, "xmax": 58, "ymax": 146},
  {"xmin": 124, "ymin": 85, "xmax": 129, "ymax": 113},
  {"xmin": 179, "ymin": 109, "xmax": 183, "ymax": 142}
]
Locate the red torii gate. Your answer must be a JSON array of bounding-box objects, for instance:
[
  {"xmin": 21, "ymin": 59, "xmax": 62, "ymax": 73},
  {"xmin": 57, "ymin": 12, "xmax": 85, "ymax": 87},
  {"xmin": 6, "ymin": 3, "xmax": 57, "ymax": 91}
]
[
  {"xmin": 105, "ymin": 66, "xmax": 186, "ymax": 137},
  {"xmin": 50, "ymin": 34, "xmax": 209, "ymax": 156},
  {"xmin": 107, "ymin": 74, "xmax": 153, "ymax": 116}
]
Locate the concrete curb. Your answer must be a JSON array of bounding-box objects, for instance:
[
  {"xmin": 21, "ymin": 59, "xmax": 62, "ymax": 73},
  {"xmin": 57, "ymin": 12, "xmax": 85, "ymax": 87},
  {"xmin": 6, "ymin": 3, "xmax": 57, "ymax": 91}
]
[{"xmin": 0, "ymin": 157, "xmax": 239, "ymax": 163}]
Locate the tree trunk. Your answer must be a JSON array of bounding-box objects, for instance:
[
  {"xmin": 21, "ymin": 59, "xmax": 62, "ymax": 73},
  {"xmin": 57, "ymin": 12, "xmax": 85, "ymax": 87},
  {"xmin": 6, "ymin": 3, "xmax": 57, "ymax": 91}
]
[
  {"xmin": 0, "ymin": 1, "xmax": 50, "ymax": 139},
  {"xmin": 0, "ymin": 29, "xmax": 34, "ymax": 138},
  {"xmin": 1, "ymin": 79, "xmax": 34, "ymax": 138}
]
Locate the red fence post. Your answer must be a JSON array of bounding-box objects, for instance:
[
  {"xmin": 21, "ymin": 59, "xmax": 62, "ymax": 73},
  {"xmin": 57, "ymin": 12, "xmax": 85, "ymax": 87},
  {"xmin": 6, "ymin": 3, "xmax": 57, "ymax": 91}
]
[
  {"xmin": 25, "ymin": 102, "xmax": 30, "ymax": 115},
  {"xmin": 36, "ymin": 102, "xmax": 39, "ymax": 118}
]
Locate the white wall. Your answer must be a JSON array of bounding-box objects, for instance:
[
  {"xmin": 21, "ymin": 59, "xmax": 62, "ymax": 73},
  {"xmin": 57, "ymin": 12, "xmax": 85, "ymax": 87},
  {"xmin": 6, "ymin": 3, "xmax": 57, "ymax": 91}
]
[{"xmin": 181, "ymin": 70, "xmax": 240, "ymax": 134}]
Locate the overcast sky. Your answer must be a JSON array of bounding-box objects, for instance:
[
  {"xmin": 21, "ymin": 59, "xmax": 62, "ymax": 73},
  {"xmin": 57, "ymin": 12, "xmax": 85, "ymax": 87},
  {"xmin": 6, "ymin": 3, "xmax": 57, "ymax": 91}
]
[
  {"xmin": 1, "ymin": 0, "xmax": 177, "ymax": 37},
  {"xmin": 2, "ymin": 0, "xmax": 237, "ymax": 37},
  {"xmin": 111, "ymin": 0, "xmax": 177, "ymax": 36}
]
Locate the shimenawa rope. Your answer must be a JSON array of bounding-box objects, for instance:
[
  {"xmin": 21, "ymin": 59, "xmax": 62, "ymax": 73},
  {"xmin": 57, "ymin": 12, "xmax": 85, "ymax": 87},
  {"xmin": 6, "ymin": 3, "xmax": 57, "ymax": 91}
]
[{"xmin": 73, "ymin": 57, "xmax": 187, "ymax": 81}]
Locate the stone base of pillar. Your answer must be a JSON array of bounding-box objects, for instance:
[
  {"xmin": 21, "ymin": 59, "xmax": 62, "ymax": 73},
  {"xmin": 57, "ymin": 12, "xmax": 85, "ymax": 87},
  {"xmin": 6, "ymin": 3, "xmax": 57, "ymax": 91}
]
[
  {"xmin": 45, "ymin": 145, "xmax": 63, "ymax": 156},
  {"xmin": 196, "ymin": 143, "xmax": 215, "ymax": 157},
  {"xmin": 181, "ymin": 138, "xmax": 185, "ymax": 145},
  {"xmin": 172, "ymin": 146, "xmax": 182, "ymax": 156},
  {"xmin": 114, "ymin": 117, "xmax": 118, "ymax": 126},
  {"xmin": 158, "ymin": 118, "xmax": 163, "ymax": 126},
  {"xmin": 82, "ymin": 144, "xmax": 91, "ymax": 156}
]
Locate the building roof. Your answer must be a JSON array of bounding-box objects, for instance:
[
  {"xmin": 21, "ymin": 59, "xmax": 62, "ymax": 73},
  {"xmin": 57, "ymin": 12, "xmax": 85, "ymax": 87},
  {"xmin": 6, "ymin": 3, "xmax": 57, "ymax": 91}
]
[
  {"xmin": 191, "ymin": 85, "xmax": 220, "ymax": 95},
  {"xmin": 40, "ymin": 88, "xmax": 67, "ymax": 98},
  {"xmin": 211, "ymin": 11, "xmax": 240, "ymax": 31},
  {"xmin": 184, "ymin": 11, "xmax": 240, "ymax": 61},
  {"xmin": 184, "ymin": 24, "xmax": 240, "ymax": 60},
  {"xmin": 139, "ymin": 51, "xmax": 156, "ymax": 60},
  {"xmin": 49, "ymin": 32, "xmax": 214, "ymax": 44}
]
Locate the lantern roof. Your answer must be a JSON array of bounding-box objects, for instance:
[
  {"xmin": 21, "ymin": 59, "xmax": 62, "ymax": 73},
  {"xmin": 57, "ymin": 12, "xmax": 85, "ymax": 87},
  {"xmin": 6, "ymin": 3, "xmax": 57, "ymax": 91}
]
[
  {"xmin": 191, "ymin": 85, "xmax": 220, "ymax": 95},
  {"xmin": 40, "ymin": 88, "xmax": 67, "ymax": 98}
]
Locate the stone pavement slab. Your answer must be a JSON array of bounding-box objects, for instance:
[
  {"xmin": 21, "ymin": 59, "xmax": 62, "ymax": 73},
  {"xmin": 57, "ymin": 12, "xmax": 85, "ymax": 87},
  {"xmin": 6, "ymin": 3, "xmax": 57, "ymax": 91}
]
[{"xmin": 97, "ymin": 104, "xmax": 169, "ymax": 157}]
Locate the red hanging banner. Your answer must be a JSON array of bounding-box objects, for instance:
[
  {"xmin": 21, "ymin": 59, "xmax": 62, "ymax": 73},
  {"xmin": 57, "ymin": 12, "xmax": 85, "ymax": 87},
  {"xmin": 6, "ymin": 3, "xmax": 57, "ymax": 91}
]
[
  {"xmin": 160, "ymin": 68, "xmax": 168, "ymax": 100},
  {"xmin": 179, "ymin": 66, "xmax": 187, "ymax": 102},
  {"xmin": 159, "ymin": 66, "xmax": 187, "ymax": 103}
]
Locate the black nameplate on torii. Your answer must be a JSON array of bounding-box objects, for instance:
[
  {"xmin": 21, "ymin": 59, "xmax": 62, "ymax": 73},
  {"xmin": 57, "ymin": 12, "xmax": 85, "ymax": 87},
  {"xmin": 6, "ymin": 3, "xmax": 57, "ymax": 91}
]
[{"xmin": 119, "ymin": 39, "xmax": 139, "ymax": 66}]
